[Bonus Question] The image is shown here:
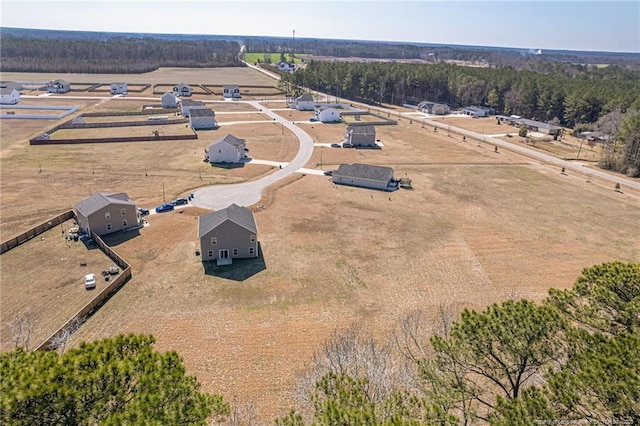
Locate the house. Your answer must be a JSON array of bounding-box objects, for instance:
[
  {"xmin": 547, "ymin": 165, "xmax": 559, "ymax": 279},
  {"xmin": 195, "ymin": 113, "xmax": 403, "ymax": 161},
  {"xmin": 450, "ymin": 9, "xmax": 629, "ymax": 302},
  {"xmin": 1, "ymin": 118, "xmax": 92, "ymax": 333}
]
[
  {"xmin": 189, "ymin": 108, "xmax": 217, "ymax": 129},
  {"xmin": 47, "ymin": 79, "xmax": 70, "ymax": 93},
  {"xmin": 344, "ymin": 125, "xmax": 376, "ymax": 147},
  {"xmin": 161, "ymin": 92, "xmax": 178, "ymax": 108},
  {"xmin": 222, "ymin": 84, "xmax": 241, "ymax": 98},
  {"xmin": 517, "ymin": 118, "xmax": 561, "ymax": 136},
  {"xmin": 207, "ymin": 134, "xmax": 248, "ymax": 163},
  {"xmin": 180, "ymin": 99, "xmax": 205, "ymax": 117},
  {"xmin": 110, "ymin": 82, "xmax": 127, "ymax": 95},
  {"xmin": 462, "ymin": 106, "xmax": 494, "ymax": 118},
  {"xmin": 0, "ymin": 86, "xmax": 20, "ymax": 104},
  {"xmin": 198, "ymin": 203, "xmax": 259, "ymax": 265},
  {"xmin": 332, "ymin": 163, "xmax": 397, "ymax": 191},
  {"xmin": 292, "ymin": 93, "xmax": 315, "ymax": 111},
  {"xmin": 75, "ymin": 192, "xmax": 138, "ymax": 236},
  {"xmin": 173, "ymin": 82, "xmax": 192, "ymax": 97},
  {"xmin": 315, "ymin": 106, "xmax": 341, "ymax": 123},
  {"xmin": 417, "ymin": 101, "xmax": 449, "ymax": 115},
  {"xmin": 276, "ymin": 61, "xmax": 295, "ymax": 72}
]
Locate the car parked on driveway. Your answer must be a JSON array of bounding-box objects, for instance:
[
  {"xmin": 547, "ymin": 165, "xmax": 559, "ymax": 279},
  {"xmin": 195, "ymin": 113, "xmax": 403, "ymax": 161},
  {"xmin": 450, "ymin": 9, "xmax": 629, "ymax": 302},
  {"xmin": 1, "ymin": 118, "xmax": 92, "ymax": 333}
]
[
  {"xmin": 324, "ymin": 170, "xmax": 334, "ymax": 176},
  {"xmin": 155, "ymin": 203, "xmax": 175, "ymax": 213},
  {"xmin": 331, "ymin": 143, "xmax": 342, "ymax": 148},
  {"xmin": 138, "ymin": 208, "xmax": 150, "ymax": 216},
  {"xmin": 84, "ymin": 273, "xmax": 96, "ymax": 290},
  {"xmin": 171, "ymin": 197, "xmax": 188, "ymax": 206}
]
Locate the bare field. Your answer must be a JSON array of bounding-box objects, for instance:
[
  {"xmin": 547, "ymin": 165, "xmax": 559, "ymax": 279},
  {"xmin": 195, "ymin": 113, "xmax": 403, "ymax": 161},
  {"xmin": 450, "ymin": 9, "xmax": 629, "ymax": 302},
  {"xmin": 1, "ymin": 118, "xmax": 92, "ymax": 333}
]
[
  {"xmin": 1, "ymin": 70, "xmax": 639, "ymax": 423},
  {"xmin": 0, "ymin": 220, "xmax": 116, "ymax": 350}
]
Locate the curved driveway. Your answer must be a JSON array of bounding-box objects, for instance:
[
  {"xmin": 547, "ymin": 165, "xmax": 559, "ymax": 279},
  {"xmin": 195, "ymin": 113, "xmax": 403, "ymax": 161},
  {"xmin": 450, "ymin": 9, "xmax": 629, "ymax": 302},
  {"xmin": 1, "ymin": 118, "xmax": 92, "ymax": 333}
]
[{"xmin": 190, "ymin": 100, "xmax": 315, "ymax": 210}]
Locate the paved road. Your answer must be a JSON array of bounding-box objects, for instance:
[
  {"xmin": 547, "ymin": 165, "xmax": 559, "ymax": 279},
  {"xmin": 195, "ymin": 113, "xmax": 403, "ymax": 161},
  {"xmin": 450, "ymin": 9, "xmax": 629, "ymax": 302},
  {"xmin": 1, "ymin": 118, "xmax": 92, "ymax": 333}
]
[{"xmin": 190, "ymin": 100, "xmax": 316, "ymax": 210}]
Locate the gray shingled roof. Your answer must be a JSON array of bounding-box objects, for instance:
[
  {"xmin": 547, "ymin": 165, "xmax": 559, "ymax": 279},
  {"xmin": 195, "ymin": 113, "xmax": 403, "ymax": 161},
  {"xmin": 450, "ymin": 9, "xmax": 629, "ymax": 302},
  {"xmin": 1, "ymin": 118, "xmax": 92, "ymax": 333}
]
[
  {"xmin": 216, "ymin": 134, "xmax": 245, "ymax": 147},
  {"xmin": 0, "ymin": 86, "xmax": 18, "ymax": 95},
  {"xmin": 517, "ymin": 118, "xmax": 559, "ymax": 131},
  {"xmin": 334, "ymin": 163, "xmax": 393, "ymax": 182},
  {"xmin": 174, "ymin": 83, "xmax": 191, "ymax": 89},
  {"xmin": 75, "ymin": 193, "xmax": 135, "ymax": 217},
  {"xmin": 190, "ymin": 108, "xmax": 215, "ymax": 117},
  {"xmin": 297, "ymin": 94, "xmax": 314, "ymax": 102},
  {"xmin": 180, "ymin": 100, "xmax": 204, "ymax": 107},
  {"xmin": 347, "ymin": 125, "xmax": 375, "ymax": 135},
  {"xmin": 198, "ymin": 203, "xmax": 257, "ymax": 237}
]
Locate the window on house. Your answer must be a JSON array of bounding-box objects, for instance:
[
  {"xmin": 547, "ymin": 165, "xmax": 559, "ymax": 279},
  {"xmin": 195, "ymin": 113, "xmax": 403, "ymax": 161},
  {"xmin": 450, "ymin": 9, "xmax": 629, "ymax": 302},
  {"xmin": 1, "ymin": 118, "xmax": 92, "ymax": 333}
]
[
  {"xmin": 249, "ymin": 247, "xmax": 255, "ymax": 255},
  {"xmin": 121, "ymin": 208, "xmax": 126, "ymax": 216},
  {"xmin": 250, "ymin": 235, "xmax": 256, "ymax": 242},
  {"xmin": 208, "ymin": 250, "xmax": 213, "ymax": 258},
  {"xmin": 106, "ymin": 223, "xmax": 112, "ymax": 231},
  {"xmin": 122, "ymin": 219, "xmax": 127, "ymax": 227},
  {"xmin": 233, "ymin": 248, "xmax": 238, "ymax": 256},
  {"xmin": 211, "ymin": 237, "xmax": 217, "ymax": 245},
  {"xmin": 105, "ymin": 212, "xmax": 111, "ymax": 220}
]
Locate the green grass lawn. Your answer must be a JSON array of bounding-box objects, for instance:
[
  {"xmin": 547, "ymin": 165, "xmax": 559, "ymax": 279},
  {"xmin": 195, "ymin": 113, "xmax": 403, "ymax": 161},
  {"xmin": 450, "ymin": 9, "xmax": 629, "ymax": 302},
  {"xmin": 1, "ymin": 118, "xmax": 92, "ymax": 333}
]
[{"xmin": 244, "ymin": 52, "xmax": 308, "ymax": 64}]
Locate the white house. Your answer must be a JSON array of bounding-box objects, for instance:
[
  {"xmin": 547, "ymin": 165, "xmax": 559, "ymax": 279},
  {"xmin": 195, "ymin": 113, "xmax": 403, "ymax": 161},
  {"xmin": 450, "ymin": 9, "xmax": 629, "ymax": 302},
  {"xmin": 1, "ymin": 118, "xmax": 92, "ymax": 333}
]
[
  {"xmin": 110, "ymin": 82, "xmax": 127, "ymax": 95},
  {"xmin": 292, "ymin": 93, "xmax": 315, "ymax": 111},
  {"xmin": 173, "ymin": 82, "xmax": 192, "ymax": 97},
  {"xmin": 344, "ymin": 125, "xmax": 376, "ymax": 147},
  {"xmin": 315, "ymin": 106, "xmax": 341, "ymax": 123},
  {"xmin": 47, "ymin": 79, "xmax": 70, "ymax": 93},
  {"xmin": 207, "ymin": 134, "xmax": 248, "ymax": 164},
  {"xmin": 161, "ymin": 92, "xmax": 178, "ymax": 108},
  {"xmin": 0, "ymin": 86, "xmax": 20, "ymax": 104},
  {"xmin": 223, "ymin": 84, "xmax": 241, "ymax": 99},
  {"xmin": 189, "ymin": 108, "xmax": 217, "ymax": 130},
  {"xmin": 180, "ymin": 99, "xmax": 205, "ymax": 117}
]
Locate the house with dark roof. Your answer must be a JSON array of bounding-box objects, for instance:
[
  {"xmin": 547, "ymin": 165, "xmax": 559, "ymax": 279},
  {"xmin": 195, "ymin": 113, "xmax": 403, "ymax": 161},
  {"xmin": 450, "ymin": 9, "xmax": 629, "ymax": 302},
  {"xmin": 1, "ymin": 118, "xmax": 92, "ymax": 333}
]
[
  {"xmin": 189, "ymin": 108, "xmax": 217, "ymax": 129},
  {"xmin": 332, "ymin": 163, "xmax": 396, "ymax": 191},
  {"xmin": 47, "ymin": 79, "xmax": 70, "ymax": 93},
  {"xmin": 161, "ymin": 92, "xmax": 178, "ymax": 108},
  {"xmin": 223, "ymin": 84, "xmax": 241, "ymax": 98},
  {"xmin": 345, "ymin": 125, "xmax": 376, "ymax": 147},
  {"xmin": 110, "ymin": 82, "xmax": 128, "ymax": 95},
  {"xmin": 517, "ymin": 118, "xmax": 561, "ymax": 136},
  {"xmin": 292, "ymin": 93, "xmax": 315, "ymax": 111},
  {"xmin": 173, "ymin": 82, "xmax": 192, "ymax": 97},
  {"xmin": 75, "ymin": 193, "xmax": 137, "ymax": 236},
  {"xmin": 198, "ymin": 204, "xmax": 259, "ymax": 265},
  {"xmin": 180, "ymin": 99, "xmax": 205, "ymax": 117},
  {"xmin": 206, "ymin": 134, "xmax": 248, "ymax": 163}
]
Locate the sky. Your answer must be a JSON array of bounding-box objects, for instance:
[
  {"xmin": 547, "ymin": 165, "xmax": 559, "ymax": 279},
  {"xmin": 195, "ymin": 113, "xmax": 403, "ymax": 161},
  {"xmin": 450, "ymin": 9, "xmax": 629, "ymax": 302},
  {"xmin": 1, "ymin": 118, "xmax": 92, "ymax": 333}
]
[{"xmin": 1, "ymin": 0, "xmax": 639, "ymax": 53}]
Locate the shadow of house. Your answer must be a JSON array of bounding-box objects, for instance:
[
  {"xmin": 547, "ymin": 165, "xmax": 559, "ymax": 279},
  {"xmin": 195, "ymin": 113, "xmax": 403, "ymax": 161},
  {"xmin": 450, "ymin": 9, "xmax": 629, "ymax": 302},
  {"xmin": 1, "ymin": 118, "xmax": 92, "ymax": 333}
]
[
  {"xmin": 202, "ymin": 243, "xmax": 266, "ymax": 281},
  {"xmin": 100, "ymin": 228, "xmax": 142, "ymax": 247}
]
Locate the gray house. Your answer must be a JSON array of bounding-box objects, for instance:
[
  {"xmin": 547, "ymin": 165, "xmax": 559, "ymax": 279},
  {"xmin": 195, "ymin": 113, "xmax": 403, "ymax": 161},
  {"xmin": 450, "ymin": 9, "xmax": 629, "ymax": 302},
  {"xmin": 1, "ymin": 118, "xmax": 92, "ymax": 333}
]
[
  {"xmin": 345, "ymin": 125, "xmax": 376, "ymax": 147},
  {"xmin": 517, "ymin": 118, "xmax": 561, "ymax": 136},
  {"xmin": 198, "ymin": 204, "xmax": 259, "ymax": 265},
  {"xmin": 462, "ymin": 106, "xmax": 493, "ymax": 118},
  {"xmin": 189, "ymin": 108, "xmax": 217, "ymax": 129},
  {"xmin": 180, "ymin": 99, "xmax": 205, "ymax": 117},
  {"xmin": 161, "ymin": 92, "xmax": 178, "ymax": 108},
  {"xmin": 332, "ymin": 163, "xmax": 396, "ymax": 191},
  {"xmin": 75, "ymin": 193, "xmax": 138, "ymax": 236},
  {"xmin": 47, "ymin": 79, "xmax": 70, "ymax": 93},
  {"xmin": 223, "ymin": 84, "xmax": 241, "ymax": 98},
  {"xmin": 173, "ymin": 82, "xmax": 192, "ymax": 97},
  {"xmin": 292, "ymin": 93, "xmax": 315, "ymax": 110}
]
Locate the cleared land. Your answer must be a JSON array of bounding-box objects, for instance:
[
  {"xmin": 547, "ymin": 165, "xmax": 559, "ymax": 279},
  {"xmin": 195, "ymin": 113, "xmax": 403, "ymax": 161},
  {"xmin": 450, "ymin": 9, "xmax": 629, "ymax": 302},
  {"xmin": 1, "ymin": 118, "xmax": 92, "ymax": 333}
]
[
  {"xmin": 0, "ymin": 219, "xmax": 116, "ymax": 351},
  {"xmin": 1, "ymin": 67, "xmax": 639, "ymax": 423}
]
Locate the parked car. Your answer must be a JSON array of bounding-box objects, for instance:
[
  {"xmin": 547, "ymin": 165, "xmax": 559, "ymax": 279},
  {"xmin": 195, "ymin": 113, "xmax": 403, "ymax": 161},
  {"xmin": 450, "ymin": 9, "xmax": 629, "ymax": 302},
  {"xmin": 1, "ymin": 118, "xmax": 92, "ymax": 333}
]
[
  {"xmin": 171, "ymin": 197, "xmax": 188, "ymax": 206},
  {"xmin": 331, "ymin": 143, "xmax": 342, "ymax": 148},
  {"xmin": 324, "ymin": 170, "xmax": 334, "ymax": 176},
  {"xmin": 84, "ymin": 273, "xmax": 96, "ymax": 290},
  {"xmin": 342, "ymin": 142, "xmax": 354, "ymax": 148},
  {"xmin": 138, "ymin": 208, "xmax": 150, "ymax": 216},
  {"xmin": 155, "ymin": 203, "xmax": 175, "ymax": 213}
]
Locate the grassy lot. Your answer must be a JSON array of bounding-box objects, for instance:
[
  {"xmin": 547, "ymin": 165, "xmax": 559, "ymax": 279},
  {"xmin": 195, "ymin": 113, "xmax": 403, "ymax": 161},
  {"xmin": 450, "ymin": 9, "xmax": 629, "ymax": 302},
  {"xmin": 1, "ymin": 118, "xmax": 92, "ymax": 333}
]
[
  {"xmin": 0, "ymin": 219, "xmax": 116, "ymax": 350},
  {"xmin": 244, "ymin": 52, "xmax": 307, "ymax": 64},
  {"xmin": 1, "ymin": 69, "xmax": 639, "ymax": 422}
]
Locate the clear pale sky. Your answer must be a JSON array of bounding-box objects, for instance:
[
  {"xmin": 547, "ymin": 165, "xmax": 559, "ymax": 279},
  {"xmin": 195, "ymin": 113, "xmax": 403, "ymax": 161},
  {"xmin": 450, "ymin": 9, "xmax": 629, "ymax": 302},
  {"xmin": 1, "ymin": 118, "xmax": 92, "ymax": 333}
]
[{"xmin": 1, "ymin": 0, "xmax": 639, "ymax": 53}]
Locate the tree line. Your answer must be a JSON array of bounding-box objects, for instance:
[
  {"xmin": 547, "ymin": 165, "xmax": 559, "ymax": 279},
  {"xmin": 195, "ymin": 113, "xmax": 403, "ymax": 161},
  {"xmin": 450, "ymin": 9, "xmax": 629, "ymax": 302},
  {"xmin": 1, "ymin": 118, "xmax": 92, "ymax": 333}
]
[
  {"xmin": 0, "ymin": 36, "xmax": 243, "ymax": 73},
  {"xmin": 2, "ymin": 262, "xmax": 638, "ymax": 424}
]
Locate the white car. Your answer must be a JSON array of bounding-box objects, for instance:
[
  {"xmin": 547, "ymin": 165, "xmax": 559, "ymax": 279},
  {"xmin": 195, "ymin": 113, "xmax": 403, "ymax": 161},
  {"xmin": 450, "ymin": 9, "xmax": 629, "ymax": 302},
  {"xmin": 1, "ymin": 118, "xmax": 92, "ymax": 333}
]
[{"xmin": 84, "ymin": 273, "xmax": 96, "ymax": 290}]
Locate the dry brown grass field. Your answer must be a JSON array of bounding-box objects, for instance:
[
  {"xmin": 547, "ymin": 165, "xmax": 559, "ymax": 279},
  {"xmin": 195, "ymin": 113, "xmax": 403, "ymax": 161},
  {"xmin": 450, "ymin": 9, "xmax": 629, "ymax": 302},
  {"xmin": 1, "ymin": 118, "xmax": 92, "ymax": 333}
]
[{"xmin": 1, "ymin": 68, "xmax": 639, "ymax": 423}]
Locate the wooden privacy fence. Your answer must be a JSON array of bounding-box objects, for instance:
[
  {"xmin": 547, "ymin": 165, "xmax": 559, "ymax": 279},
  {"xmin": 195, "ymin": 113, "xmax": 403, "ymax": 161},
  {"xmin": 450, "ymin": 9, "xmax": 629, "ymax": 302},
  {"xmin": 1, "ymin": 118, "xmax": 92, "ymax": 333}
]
[
  {"xmin": 0, "ymin": 210, "xmax": 74, "ymax": 254},
  {"xmin": 35, "ymin": 232, "xmax": 132, "ymax": 351}
]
